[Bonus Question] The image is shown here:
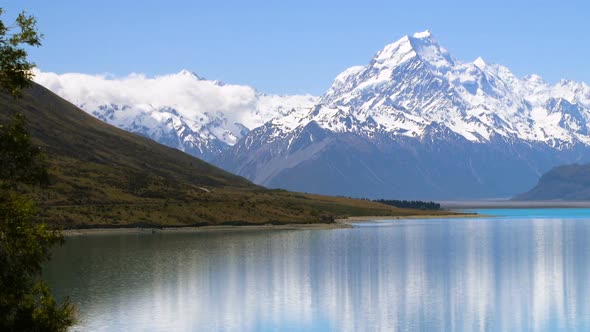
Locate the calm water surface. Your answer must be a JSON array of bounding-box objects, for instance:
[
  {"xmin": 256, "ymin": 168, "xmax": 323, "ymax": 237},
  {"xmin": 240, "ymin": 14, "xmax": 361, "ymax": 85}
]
[{"xmin": 44, "ymin": 209, "xmax": 590, "ymax": 331}]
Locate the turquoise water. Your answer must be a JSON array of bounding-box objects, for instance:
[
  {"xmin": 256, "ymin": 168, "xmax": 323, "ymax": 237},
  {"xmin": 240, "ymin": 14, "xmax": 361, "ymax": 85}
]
[
  {"xmin": 469, "ymin": 208, "xmax": 590, "ymax": 219},
  {"xmin": 44, "ymin": 209, "xmax": 590, "ymax": 331}
]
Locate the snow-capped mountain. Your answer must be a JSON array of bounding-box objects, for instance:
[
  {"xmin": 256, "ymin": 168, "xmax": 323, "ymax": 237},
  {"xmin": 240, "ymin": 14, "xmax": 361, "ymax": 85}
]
[
  {"xmin": 34, "ymin": 69, "xmax": 318, "ymax": 160},
  {"xmin": 34, "ymin": 31, "xmax": 590, "ymax": 199},
  {"xmin": 269, "ymin": 30, "xmax": 590, "ymax": 148},
  {"xmin": 216, "ymin": 31, "xmax": 590, "ymax": 199}
]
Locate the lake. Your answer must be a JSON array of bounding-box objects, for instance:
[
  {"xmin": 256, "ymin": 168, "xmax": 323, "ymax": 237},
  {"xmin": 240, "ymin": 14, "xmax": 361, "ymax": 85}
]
[{"xmin": 44, "ymin": 209, "xmax": 590, "ymax": 331}]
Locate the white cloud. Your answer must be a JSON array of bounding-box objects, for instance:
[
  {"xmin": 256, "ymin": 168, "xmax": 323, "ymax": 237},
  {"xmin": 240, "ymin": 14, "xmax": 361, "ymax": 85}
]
[
  {"xmin": 32, "ymin": 69, "xmax": 319, "ymax": 148},
  {"xmin": 33, "ymin": 69, "xmax": 259, "ymax": 128}
]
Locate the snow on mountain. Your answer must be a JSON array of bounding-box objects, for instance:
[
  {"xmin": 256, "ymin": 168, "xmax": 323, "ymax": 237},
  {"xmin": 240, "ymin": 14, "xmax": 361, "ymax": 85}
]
[
  {"xmin": 32, "ymin": 31, "xmax": 590, "ymax": 198},
  {"xmin": 216, "ymin": 30, "xmax": 590, "ymax": 199},
  {"xmin": 35, "ymin": 31, "xmax": 590, "ymax": 162},
  {"xmin": 254, "ymin": 30, "xmax": 590, "ymax": 151},
  {"xmin": 33, "ymin": 69, "xmax": 318, "ymax": 160}
]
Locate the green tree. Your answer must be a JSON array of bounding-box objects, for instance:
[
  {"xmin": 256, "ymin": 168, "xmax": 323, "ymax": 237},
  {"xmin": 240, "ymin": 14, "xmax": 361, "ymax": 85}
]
[
  {"xmin": 0, "ymin": 8, "xmax": 75, "ymax": 332},
  {"xmin": 0, "ymin": 113, "xmax": 48, "ymax": 185},
  {"xmin": 0, "ymin": 8, "xmax": 42, "ymax": 98}
]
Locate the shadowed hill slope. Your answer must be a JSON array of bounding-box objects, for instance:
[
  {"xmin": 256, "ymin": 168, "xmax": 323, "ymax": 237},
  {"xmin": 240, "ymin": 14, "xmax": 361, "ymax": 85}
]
[
  {"xmin": 515, "ymin": 163, "xmax": 590, "ymax": 201},
  {"xmin": 1, "ymin": 82, "xmax": 253, "ymax": 188}
]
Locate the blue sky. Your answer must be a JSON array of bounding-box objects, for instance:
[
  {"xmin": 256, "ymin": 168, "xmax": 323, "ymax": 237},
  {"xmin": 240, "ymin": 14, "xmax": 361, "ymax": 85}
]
[{"xmin": 5, "ymin": 0, "xmax": 590, "ymax": 95}]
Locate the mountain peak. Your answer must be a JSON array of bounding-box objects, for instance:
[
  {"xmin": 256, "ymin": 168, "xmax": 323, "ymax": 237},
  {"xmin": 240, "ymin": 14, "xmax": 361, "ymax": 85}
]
[
  {"xmin": 407, "ymin": 30, "xmax": 455, "ymax": 70},
  {"xmin": 524, "ymin": 74, "xmax": 545, "ymax": 85},
  {"xmin": 322, "ymin": 30, "xmax": 456, "ymax": 105},
  {"xmin": 177, "ymin": 69, "xmax": 201, "ymax": 80},
  {"xmin": 372, "ymin": 35, "xmax": 416, "ymax": 67},
  {"xmin": 473, "ymin": 57, "xmax": 487, "ymax": 68},
  {"xmin": 373, "ymin": 30, "xmax": 449, "ymax": 69}
]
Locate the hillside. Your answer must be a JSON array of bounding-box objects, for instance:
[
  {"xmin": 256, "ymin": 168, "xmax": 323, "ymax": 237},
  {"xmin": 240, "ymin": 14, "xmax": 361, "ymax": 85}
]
[
  {"xmin": 0, "ymin": 82, "xmax": 445, "ymax": 228},
  {"xmin": 514, "ymin": 164, "xmax": 590, "ymax": 200}
]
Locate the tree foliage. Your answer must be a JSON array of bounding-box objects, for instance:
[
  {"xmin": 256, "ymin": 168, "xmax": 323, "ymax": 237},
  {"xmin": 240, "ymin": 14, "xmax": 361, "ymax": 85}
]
[
  {"xmin": 373, "ymin": 199, "xmax": 441, "ymax": 210},
  {"xmin": 0, "ymin": 118, "xmax": 76, "ymax": 331},
  {"xmin": 0, "ymin": 189, "xmax": 75, "ymax": 331},
  {"xmin": 0, "ymin": 113, "xmax": 48, "ymax": 185},
  {"xmin": 0, "ymin": 7, "xmax": 75, "ymax": 332},
  {"xmin": 0, "ymin": 8, "xmax": 42, "ymax": 98}
]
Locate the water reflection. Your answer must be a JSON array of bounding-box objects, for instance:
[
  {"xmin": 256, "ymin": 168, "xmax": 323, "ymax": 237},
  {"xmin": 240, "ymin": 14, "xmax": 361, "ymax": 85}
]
[{"xmin": 44, "ymin": 218, "xmax": 590, "ymax": 331}]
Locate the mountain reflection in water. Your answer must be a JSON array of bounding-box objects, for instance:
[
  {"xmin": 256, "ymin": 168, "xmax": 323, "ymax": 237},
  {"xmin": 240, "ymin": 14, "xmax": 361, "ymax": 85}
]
[{"xmin": 44, "ymin": 215, "xmax": 590, "ymax": 331}]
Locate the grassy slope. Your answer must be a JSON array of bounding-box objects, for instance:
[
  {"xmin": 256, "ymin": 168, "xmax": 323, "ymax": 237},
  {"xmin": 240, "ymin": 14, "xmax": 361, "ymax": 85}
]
[
  {"xmin": 514, "ymin": 163, "xmax": 590, "ymax": 200},
  {"xmin": 0, "ymin": 83, "xmax": 453, "ymax": 228}
]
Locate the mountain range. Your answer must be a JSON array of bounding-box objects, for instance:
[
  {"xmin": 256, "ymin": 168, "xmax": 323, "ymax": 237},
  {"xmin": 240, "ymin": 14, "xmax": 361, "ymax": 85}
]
[
  {"xmin": 34, "ymin": 31, "xmax": 590, "ymax": 199},
  {"xmin": 34, "ymin": 69, "xmax": 317, "ymax": 161}
]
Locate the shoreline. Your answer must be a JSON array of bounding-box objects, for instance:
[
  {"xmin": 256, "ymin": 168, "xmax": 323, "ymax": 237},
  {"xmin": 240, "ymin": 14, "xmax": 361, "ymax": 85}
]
[
  {"xmin": 61, "ymin": 212, "xmax": 480, "ymax": 236},
  {"xmin": 441, "ymin": 200, "xmax": 590, "ymax": 209},
  {"xmin": 335, "ymin": 213, "xmax": 480, "ymax": 223},
  {"xmin": 61, "ymin": 222, "xmax": 352, "ymax": 236}
]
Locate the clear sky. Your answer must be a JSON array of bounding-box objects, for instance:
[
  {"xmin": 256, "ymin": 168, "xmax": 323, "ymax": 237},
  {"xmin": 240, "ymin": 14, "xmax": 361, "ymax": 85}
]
[{"xmin": 4, "ymin": 0, "xmax": 590, "ymax": 95}]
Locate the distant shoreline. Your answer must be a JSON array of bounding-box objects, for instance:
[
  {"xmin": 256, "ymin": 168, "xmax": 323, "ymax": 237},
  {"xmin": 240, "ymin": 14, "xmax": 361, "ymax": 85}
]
[
  {"xmin": 441, "ymin": 200, "xmax": 590, "ymax": 209},
  {"xmin": 61, "ymin": 222, "xmax": 352, "ymax": 236},
  {"xmin": 335, "ymin": 213, "xmax": 480, "ymax": 223},
  {"xmin": 61, "ymin": 212, "xmax": 479, "ymax": 236}
]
